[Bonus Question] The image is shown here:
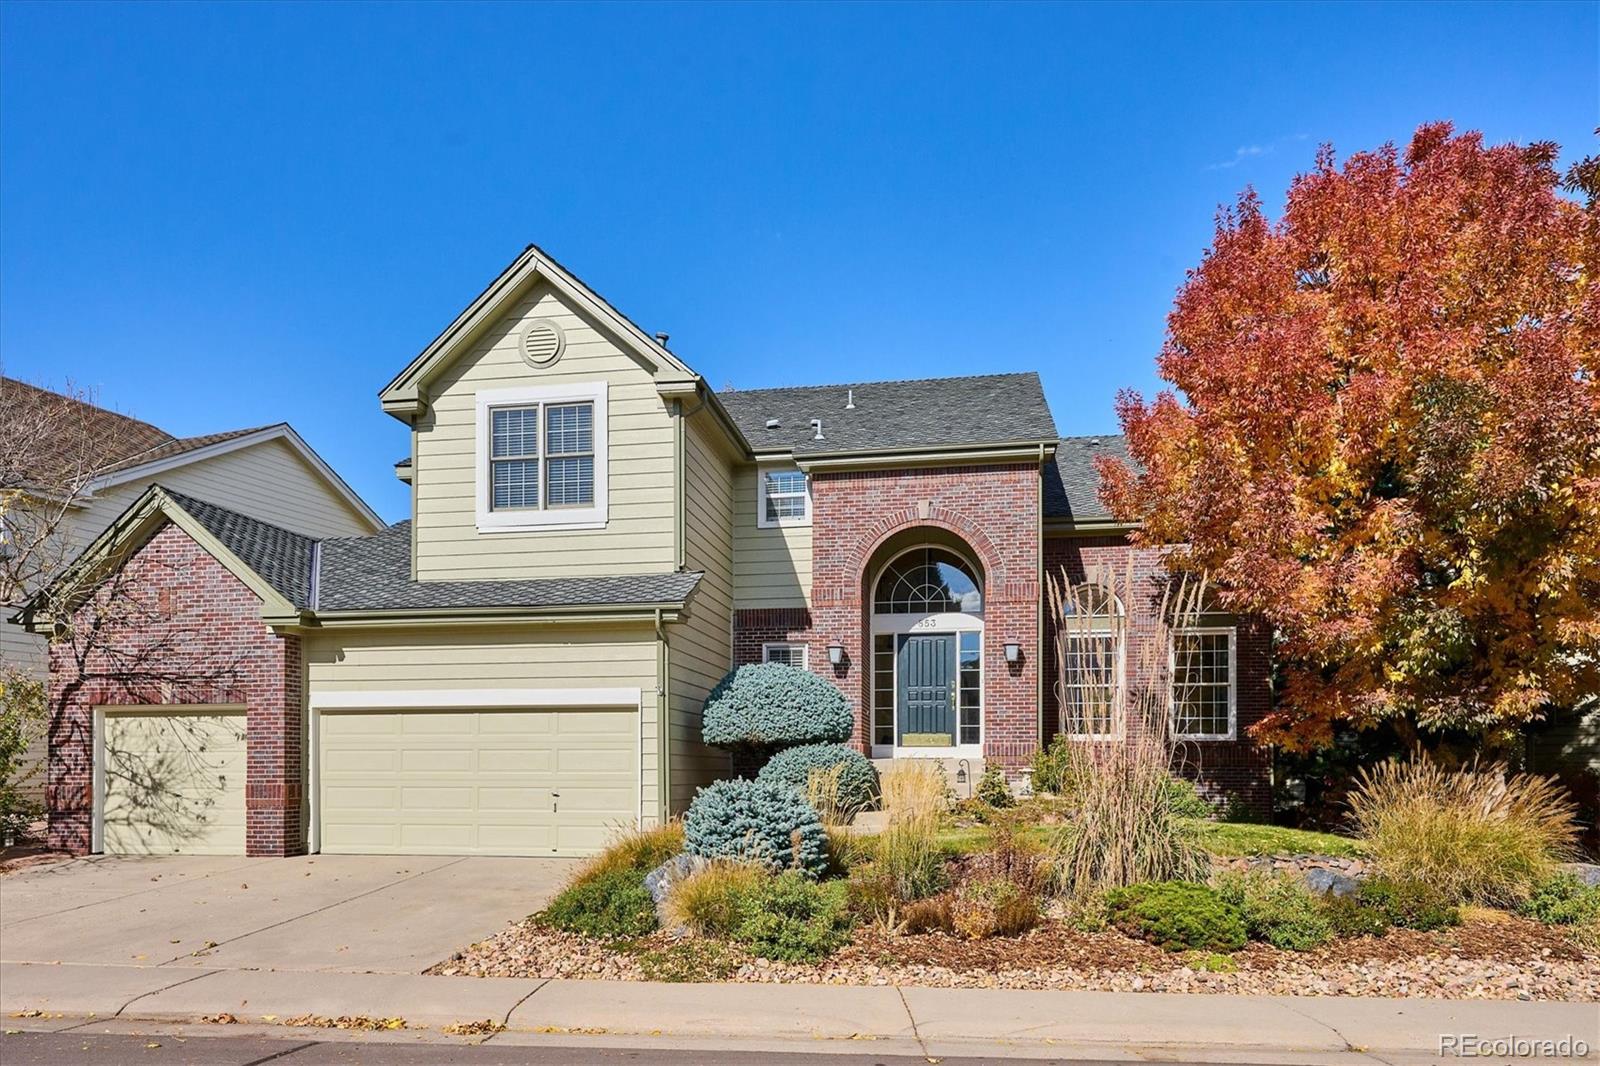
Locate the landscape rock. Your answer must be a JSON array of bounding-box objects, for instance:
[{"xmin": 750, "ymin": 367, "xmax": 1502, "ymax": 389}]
[
  {"xmin": 643, "ymin": 853, "xmax": 710, "ymax": 931},
  {"xmin": 1557, "ymin": 862, "xmax": 1600, "ymax": 887},
  {"xmin": 1302, "ymin": 867, "xmax": 1359, "ymax": 898}
]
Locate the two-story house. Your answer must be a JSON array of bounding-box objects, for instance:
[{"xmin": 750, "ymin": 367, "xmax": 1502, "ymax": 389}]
[{"xmin": 23, "ymin": 245, "xmax": 1270, "ymax": 859}]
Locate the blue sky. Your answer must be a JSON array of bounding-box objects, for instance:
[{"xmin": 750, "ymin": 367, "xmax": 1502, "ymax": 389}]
[{"xmin": 2, "ymin": 2, "xmax": 1593, "ymax": 523}]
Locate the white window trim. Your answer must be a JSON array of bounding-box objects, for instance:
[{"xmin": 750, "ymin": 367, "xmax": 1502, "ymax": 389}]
[
  {"xmin": 1169, "ymin": 625, "xmax": 1237, "ymax": 741},
  {"xmin": 475, "ymin": 382, "xmax": 609, "ymax": 533},
  {"xmin": 761, "ymin": 642, "xmax": 809, "ymax": 670},
  {"xmin": 756, "ymin": 462, "xmax": 811, "ymax": 529},
  {"xmin": 1061, "ymin": 629, "xmax": 1126, "ymax": 741}
]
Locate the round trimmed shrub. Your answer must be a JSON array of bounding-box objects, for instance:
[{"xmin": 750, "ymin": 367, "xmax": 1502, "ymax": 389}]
[
  {"xmin": 758, "ymin": 743, "xmax": 879, "ymax": 811},
  {"xmin": 701, "ymin": 663, "xmax": 852, "ymax": 750},
  {"xmin": 683, "ymin": 778, "xmax": 829, "ymax": 878}
]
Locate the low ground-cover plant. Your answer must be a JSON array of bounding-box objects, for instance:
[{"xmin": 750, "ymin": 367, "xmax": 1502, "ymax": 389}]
[
  {"xmin": 1518, "ymin": 873, "xmax": 1600, "ymax": 927},
  {"xmin": 701, "ymin": 663, "xmax": 853, "ymax": 751},
  {"xmin": 1104, "ymin": 881, "xmax": 1247, "ymax": 952},
  {"xmin": 683, "ymin": 778, "xmax": 829, "ymax": 877},
  {"xmin": 730, "ymin": 872, "xmax": 852, "ymax": 962},
  {"xmin": 538, "ymin": 823, "xmax": 684, "ymax": 938},
  {"xmin": 1320, "ymin": 894, "xmax": 1393, "ymax": 939},
  {"xmin": 664, "ymin": 861, "xmax": 769, "ymax": 936},
  {"xmin": 1349, "ymin": 758, "xmax": 1579, "ymax": 906},
  {"xmin": 759, "ymin": 743, "xmax": 878, "ymax": 816},
  {"xmin": 1213, "ymin": 871, "xmax": 1332, "ymax": 951},
  {"xmin": 1356, "ymin": 877, "xmax": 1461, "ymax": 932},
  {"xmin": 539, "ymin": 868, "xmax": 657, "ymax": 938}
]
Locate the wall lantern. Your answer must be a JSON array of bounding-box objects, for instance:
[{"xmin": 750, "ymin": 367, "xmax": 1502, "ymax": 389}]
[
  {"xmin": 828, "ymin": 644, "xmax": 845, "ymax": 666},
  {"xmin": 1004, "ymin": 642, "xmax": 1022, "ymax": 663}
]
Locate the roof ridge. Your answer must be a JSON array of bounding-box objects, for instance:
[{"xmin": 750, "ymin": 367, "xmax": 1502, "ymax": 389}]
[{"xmin": 722, "ymin": 370, "xmax": 1039, "ymax": 395}]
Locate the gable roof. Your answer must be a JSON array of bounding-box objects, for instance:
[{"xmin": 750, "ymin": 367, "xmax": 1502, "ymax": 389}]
[
  {"xmin": 718, "ymin": 372, "xmax": 1059, "ymax": 459},
  {"xmin": 161, "ymin": 489, "xmax": 317, "ymax": 608},
  {"xmin": 1, "ymin": 377, "xmax": 382, "ymax": 531},
  {"xmin": 379, "ymin": 243, "xmax": 701, "ymax": 420},
  {"xmin": 1043, "ymin": 434, "xmax": 1133, "ymax": 523}
]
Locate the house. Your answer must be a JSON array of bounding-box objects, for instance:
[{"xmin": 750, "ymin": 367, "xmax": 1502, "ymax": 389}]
[
  {"xmin": 1, "ymin": 377, "xmax": 384, "ymax": 806},
  {"xmin": 19, "ymin": 245, "xmax": 1270, "ymax": 859}
]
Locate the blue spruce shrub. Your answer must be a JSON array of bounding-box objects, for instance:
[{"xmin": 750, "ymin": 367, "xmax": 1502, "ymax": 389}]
[
  {"xmin": 683, "ymin": 778, "xmax": 829, "ymax": 878},
  {"xmin": 758, "ymin": 743, "xmax": 879, "ymax": 811},
  {"xmin": 701, "ymin": 663, "xmax": 853, "ymax": 750}
]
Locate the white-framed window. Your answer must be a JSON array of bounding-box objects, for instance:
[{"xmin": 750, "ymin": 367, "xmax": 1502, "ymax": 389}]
[
  {"xmin": 762, "ymin": 642, "xmax": 808, "ymax": 669},
  {"xmin": 1170, "ymin": 626, "xmax": 1236, "ymax": 740},
  {"xmin": 1058, "ymin": 582, "xmax": 1124, "ymax": 738},
  {"xmin": 475, "ymin": 382, "xmax": 608, "ymax": 532},
  {"xmin": 757, "ymin": 465, "xmax": 810, "ymax": 528}
]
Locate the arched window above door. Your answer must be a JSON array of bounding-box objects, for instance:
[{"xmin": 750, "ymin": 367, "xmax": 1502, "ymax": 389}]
[{"xmin": 873, "ymin": 547, "xmax": 983, "ymax": 615}]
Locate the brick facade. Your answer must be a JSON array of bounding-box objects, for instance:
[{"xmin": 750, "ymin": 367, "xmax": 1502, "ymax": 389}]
[
  {"xmin": 737, "ymin": 462, "xmax": 1042, "ymax": 770},
  {"xmin": 1042, "ymin": 535, "xmax": 1272, "ymax": 815},
  {"xmin": 45, "ymin": 522, "xmax": 304, "ymax": 856}
]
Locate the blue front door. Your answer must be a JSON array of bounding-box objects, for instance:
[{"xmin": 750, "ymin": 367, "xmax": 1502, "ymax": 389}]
[{"xmin": 897, "ymin": 633, "xmax": 956, "ymax": 746}]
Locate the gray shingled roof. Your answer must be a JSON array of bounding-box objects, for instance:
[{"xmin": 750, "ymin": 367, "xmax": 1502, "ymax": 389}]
[
  {"xmin": 1043, "ymin": 435, "xmax": 1133, "ymax": 522},
  {"xmin": 719, "ymin": 372, "xmax": 1059, "ymax": 456},
  {"xmin": 315, "ymin": 521, "xmax": 702, "ymax": 612},
  {"xmin": 163, "ymin": 489, "xmax": 316, "ymax": 608},
  {"xmin": 159, "ymin": 492, "xmax": 701, "ymax": 614}
]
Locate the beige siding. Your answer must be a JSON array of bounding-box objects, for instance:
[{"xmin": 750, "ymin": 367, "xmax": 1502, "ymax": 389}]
[
  {"xmin": 81, "ymin": 437, "xmax": 376, "ymax": 545},
  {"xmin": 666, "ymin": 414, "xmax": 735, "ymax": 812},
  {"xmin": 732, "ymin": 464, "xmax": 812, "ymax": 608},
  {"xmin": 412, "ymin": 281, "xmax": 676, "ymax": 580},
  {"xmin": 303, "ymin": 624, "xmax": 665, "ymax": 826},
  {"xmin": 0, "ymin": 621, "xmax": 48, "ymax": 803}
]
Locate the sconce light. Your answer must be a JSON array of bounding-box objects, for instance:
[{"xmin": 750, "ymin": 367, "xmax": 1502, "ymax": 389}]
[
  {"xmin": 828, "ymin": 644, "xmax": 844, "ymax": 666},
  {"xmin": 1004, "ymin": 642, "xmax": 1022, "ymax": 663}
]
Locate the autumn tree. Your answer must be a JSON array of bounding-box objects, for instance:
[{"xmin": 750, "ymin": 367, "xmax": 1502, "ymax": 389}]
[{"xmin": 1101, "ymin": 123, "xmax": 1599, "ymax": 752}]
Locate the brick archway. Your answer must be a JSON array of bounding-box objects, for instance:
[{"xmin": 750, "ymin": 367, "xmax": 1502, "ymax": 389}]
[{"xmin": 815, "ymin": 505, "xmax": 1007, "ymax": 609}]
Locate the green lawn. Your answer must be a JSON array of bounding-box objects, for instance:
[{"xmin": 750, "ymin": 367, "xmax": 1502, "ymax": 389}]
[
  {"xmin": 1178, "ymin": 819, "xmax": 1365, "ymax": 858},
  {"xmin": 928, "ymin": 819, "xmax": 1363, "ymax": 859}
]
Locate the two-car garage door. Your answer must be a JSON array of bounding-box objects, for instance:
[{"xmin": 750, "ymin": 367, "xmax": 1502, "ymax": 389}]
[{"xmin": 316, "ymin": 707, "xmax": 638, "ymax": 857}]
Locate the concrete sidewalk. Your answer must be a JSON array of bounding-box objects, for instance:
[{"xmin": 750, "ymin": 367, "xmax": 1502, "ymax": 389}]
[{"xmin": 3, "ymin": 962, "xmax": 1596, "ymax": 1063}]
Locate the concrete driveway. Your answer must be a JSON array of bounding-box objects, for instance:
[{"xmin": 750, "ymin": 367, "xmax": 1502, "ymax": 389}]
[{"xmin": 0, "ymin": 855, "xmax": 577, "ymax": 974}]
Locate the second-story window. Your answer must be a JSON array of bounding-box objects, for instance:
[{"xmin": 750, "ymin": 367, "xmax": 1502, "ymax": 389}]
[
  {"xmin": 476, "ymin": 382, "xmax": 608, "ymax": 532},
  {"xmin": 757, "ymin": 466, "xmax": 811, "ymax": 528}
]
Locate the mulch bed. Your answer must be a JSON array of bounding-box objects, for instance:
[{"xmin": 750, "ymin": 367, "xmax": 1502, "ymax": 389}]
[{"xmin": 430, "ymin": 913, "xmax": 1600, "ymax": 1001}]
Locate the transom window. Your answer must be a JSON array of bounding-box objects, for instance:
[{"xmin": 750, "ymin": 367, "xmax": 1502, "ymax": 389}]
[
  {"xmin": 762, "ymin": 642, "xmax": 808, "ymax": 669},
  {"xmin": 476, "ymin": 382, "xmax": 608, "ymax": 532},
  {"xmin": 874, "ymin": 548, "xmax": 983, "ymax": 615},
  {"xmin": 1171, "ymin": 628, "xmax": 1236, "ymax": 739},
  {"xmin": 1057, "ymin": 582, "xmax": 1123, "ymax": 738},
  {"xmin": 757, "ymin": 467, "xmax": 810, "ymax": 527}
]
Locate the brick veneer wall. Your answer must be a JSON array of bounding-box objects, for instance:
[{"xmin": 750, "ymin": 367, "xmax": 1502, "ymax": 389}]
[
  {"xmin": 737, "ymin": 462, "xmax": 1041, "ymax": 771},
  {"xmin": 1041, "ymin": 535, "xmax": 1272, "ymax": 815},
  {"xmin": 45, "ymin": 522, "xmax": 304, "ymax": 856}
]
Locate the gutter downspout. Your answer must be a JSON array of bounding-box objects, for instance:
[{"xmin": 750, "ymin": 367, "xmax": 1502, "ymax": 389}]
[
  {"xmin": 655, "ymin": 606, "xmax": 670, "ymax": 824},
  {"xmin": 1036, "ymin": 442, "xmax": 1046, "ymax": 754}
]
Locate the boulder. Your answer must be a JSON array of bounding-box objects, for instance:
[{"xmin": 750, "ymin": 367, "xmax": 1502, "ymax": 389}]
[
  {"xmin": 1557, "ymin": 862, "xmax": 1600, "ymax": 887},
  {"xmin": 1301, "ymin": 866, "xmax": 1359, "ymax": 898},
  {"xmin": 642, "ymin": 853, "xmax": 710, "ymax": 934}
]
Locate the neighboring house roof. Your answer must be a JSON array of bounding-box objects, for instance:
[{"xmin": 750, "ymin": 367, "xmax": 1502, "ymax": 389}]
[
  {"xmin": 1043, "ymin": 434, "xmax": 1133, "ymax": 523},
  {"xmin": 718, "ymin": 372, "xmax": 1060, "ymax": 458},
  {"xmin": 2, "ymin": 376, "xmax": 178, "ymax": 488},
  {"xmin": 161, "ymin": 490, "xmax": 318, "ymax": 609},
  {"xmin": 316, "ymin": 521, "xmax": 703, "ymax": 613},
  {"xmin": 0, "ymin": 377, "xmax": 382, "ymax": 531}
]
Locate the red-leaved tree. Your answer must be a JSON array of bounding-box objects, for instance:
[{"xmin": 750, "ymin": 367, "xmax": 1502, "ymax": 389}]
[{"xmin": 1101, "ymin": 122, "xmax": 1600, "ymax": 752}]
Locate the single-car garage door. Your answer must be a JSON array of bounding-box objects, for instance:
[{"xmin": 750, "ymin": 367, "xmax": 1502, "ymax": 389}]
[
  {"xmin": 101, "ymin": 709, "xmax": 247, "ymax": 855},
  {"xmin": 317, "ymin": 708, "xmax": 637, "ymax": 856}
]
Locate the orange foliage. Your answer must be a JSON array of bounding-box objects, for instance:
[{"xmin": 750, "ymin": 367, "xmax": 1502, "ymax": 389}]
[{"xmin": 1104, "ymin": 123, "xmax": 1600, "ymax": 750}]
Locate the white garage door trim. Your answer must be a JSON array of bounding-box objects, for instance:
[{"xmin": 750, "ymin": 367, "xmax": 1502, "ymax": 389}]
[
  {"xmin": 306, "ymin": 687, "xmax": 643, "ymax": 855},
  {"xmin": 92, "ymin": 704, "xmax": 249, "ymax": 855}
]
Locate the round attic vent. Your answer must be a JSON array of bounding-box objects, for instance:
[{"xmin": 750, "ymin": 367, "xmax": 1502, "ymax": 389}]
[{"xmin": 520, "ymin": 320, "xmax": 566, "ymax": 368}]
